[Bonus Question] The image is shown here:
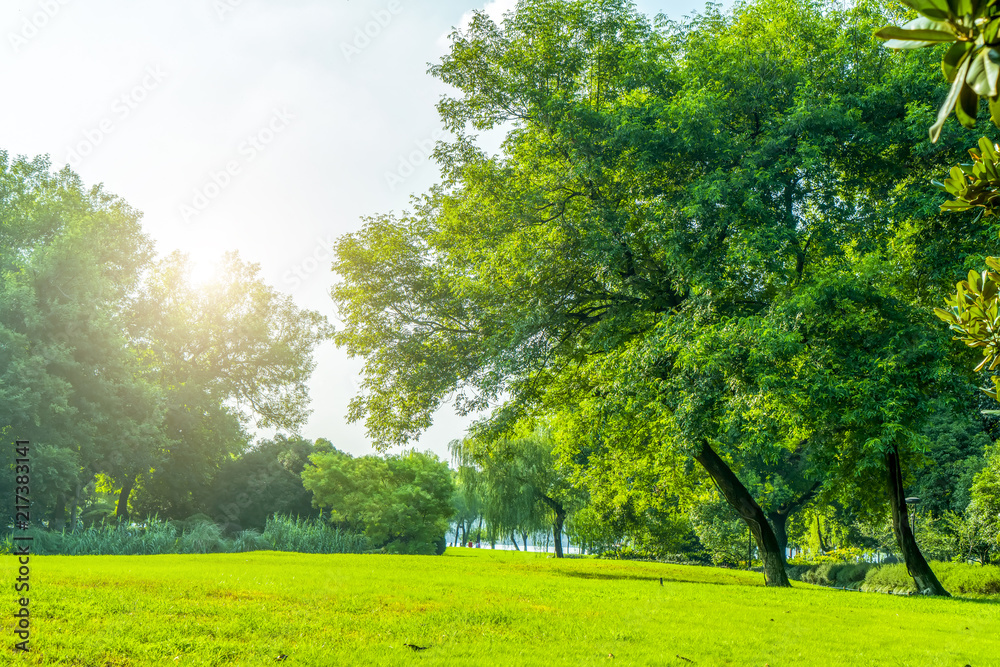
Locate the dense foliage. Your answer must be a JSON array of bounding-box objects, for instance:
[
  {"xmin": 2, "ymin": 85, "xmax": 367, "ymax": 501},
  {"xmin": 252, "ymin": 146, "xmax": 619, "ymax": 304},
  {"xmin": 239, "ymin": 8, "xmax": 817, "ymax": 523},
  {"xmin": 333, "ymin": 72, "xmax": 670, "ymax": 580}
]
[{"xmin": 302, "ymin": 449, "xmax": 455, "ymax": 554}]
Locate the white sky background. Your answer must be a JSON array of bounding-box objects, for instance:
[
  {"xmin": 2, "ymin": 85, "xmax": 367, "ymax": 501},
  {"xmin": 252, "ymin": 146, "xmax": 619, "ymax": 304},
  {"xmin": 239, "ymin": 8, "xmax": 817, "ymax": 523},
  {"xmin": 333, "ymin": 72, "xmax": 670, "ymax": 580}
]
[{"xmin": 0, "ymin": 0, "xmax": 728, "ymax": 460}]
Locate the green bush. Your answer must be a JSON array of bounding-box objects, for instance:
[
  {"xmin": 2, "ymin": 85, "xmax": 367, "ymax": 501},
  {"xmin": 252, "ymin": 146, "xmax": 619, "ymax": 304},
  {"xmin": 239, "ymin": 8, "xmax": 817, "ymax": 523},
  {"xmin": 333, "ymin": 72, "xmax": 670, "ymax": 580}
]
[
  {"xmin": 862, "ymin": 564, "xmax": 918, "ymax": 594},
  {"xmin": 934, "ymin": 562, "xmax": 1000, "ymax": 596},
  {"xmin": 179, "ymin": 522, "xmax": 228, "ymax": 554},
  {"xmin": 233, "ymin": 529, "xmax": 272, "ymax": 553},
  {"xmin": 861, "ymin": 562, "xmax": 1000, "ymax": 596},
  {"xmin": 787, "ymin": 562, "xmax": 875, "ymax": 589},
  {"xmin": 1, "ymin": 515, "xmax": 369, "ymax": 556}
]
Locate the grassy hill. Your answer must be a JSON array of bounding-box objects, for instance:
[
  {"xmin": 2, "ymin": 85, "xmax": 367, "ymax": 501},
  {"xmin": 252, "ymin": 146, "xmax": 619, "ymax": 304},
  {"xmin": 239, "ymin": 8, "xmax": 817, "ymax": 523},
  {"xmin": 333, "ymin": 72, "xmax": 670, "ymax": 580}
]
[{"xmin": 3, "ymin": 549, "xmax": 997, "ymax": 665}]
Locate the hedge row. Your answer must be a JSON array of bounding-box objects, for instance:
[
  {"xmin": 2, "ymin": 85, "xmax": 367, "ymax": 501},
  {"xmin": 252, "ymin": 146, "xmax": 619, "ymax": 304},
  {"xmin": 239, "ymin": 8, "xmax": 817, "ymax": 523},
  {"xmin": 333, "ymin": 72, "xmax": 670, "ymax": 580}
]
[{"xmin": 787, "ymin": 561, "xmax": 1000, "ymax": 596}]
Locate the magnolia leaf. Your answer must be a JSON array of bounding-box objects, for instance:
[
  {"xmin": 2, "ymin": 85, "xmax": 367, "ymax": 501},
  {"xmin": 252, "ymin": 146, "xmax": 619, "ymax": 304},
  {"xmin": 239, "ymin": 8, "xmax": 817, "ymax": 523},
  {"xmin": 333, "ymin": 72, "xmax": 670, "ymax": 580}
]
[
  {"xmin": 898, "ymin": 0, "xmax": 952, "ymax": 20},
  {"xmin": 967, "ymin": 49, "xmax": 995, "ymax": 98},
  {"xmin": 990, "ymin": 95, "xmax": 1000, "ymax": 126},
  {"xmin": 877, "ymin": 18, "xmax": 957, "ymax": 49},
  {"xmin": 934, "ymin": 307, "xmax": 957, "ymax": 322},
  {"xmin": 944, "ymin": 41, "xmax": 974, "ymax": 82},
  {"xmin": 986, "ymin": 19, "xmax": 1000, "ymax": 44},
  {"xmin": 975, "ymin": 354, "xmax": 991, "ymax": 372},
  {"xmin": 957, "ymin": 79, "xmax": 981, "ymax": 127},
  {"xmin": 931, "ymin": 56, "xmax": 972, "ymax": 142},
  {"xmin": 985, "ymin": 52, "xmax": 1000, "ymax": 98}
]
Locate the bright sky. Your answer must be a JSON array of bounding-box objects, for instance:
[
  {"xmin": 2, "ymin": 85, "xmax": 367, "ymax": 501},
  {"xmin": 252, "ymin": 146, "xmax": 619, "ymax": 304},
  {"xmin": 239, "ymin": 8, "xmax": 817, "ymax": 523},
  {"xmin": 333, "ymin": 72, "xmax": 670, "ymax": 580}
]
[{"xmin": 0, "ymin": 0, "xmax": 728, "ymax": 460}]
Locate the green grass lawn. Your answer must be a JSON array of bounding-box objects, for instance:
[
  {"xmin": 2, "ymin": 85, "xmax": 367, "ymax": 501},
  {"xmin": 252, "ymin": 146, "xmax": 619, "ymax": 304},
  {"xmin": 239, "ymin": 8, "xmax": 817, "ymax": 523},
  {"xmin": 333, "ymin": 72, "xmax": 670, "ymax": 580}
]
[{"xmin": 3, "ymin": 549, "xmax": 998, "ymax": 666}]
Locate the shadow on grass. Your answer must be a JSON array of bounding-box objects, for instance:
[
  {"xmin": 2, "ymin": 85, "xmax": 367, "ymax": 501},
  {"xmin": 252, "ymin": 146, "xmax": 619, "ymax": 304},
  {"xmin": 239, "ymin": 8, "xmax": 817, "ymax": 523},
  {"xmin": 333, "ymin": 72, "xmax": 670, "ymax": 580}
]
[
  {"xmin": 554, "ymin": 569, "xmax": 763, "ymax": 586},
  {"xmin": 557, "ymin": 570, "xmax": 1000, "ymax": 604}
]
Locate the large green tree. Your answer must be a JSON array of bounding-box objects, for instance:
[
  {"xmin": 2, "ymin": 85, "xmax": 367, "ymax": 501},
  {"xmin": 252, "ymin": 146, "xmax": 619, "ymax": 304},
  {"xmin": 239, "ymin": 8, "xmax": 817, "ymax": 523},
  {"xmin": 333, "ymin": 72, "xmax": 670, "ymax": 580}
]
[
  {"xmin": 0, "ymin": 154, "xmax": 166, "ymax": 528},
  {"xmin": 332, "ymin": 0, "xmax": 983, "ymax": 587},
  {"xmin": 122, "ymin": 251, "xmax": 332, "ymax": 521}
]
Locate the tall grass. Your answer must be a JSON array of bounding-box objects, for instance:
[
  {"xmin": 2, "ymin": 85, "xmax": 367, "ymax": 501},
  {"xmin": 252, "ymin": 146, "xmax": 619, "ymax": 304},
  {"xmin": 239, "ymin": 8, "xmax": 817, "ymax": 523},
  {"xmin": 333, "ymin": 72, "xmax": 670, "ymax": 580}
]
[
  {"xmin": 0, "ymin": 515, "xmax": 369, "ymax": 556},
  {"xmin": 261, "ymin": 515, "xmax": 371, "ymax": 554}
]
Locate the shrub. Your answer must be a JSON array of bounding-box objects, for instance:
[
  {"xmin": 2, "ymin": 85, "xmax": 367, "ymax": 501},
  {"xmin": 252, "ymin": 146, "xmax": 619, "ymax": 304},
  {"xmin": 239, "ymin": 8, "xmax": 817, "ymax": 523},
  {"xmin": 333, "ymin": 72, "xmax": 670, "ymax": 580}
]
[
  {"xmin": 934, "ymin": 561, "xmax": 1000, "ymax": 596},
  {"xmin": 179, "ymin": 522, "xmax": 229, "ymax": 554},
  {"xmin": 787, "ymin": 562, "xmax": 875, "ymax": 589},
  {"xmin": 862, "ymin": 564, "xmax": 917, "ymax": 594},
  {"xmin": 232, "ymin": 529, "xmax": 272, "ymax": 553},
  {"xmin": 861, "ymin": 561, "xmax": 1000, "ymax": 596},
  {"xmin": 0, "ymin": 515, "xmax": 369, "ymax": 556},
  {"xmin": 261, "ymin": 515, "xmax": 370, "ymax": 554}
]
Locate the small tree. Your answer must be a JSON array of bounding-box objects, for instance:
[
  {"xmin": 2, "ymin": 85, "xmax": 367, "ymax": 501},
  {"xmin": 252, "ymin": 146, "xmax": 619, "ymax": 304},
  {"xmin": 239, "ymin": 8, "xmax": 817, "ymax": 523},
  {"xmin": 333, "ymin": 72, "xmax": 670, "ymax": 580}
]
[
  {"xmin": 451, "ymin": 428, "xmax": 582, "ymax": 558},
  {"xmin": 302, "ymin": 449, "xmax": 454, "ymax": 554}
]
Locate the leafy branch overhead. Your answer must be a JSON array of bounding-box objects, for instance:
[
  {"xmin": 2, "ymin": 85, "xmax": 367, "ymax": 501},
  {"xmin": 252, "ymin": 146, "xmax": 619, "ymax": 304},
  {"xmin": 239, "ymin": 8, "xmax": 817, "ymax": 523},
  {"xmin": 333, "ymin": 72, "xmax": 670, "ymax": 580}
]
[
  {"xmin": 937, "ymin": 136, "xmax": 1000, "ymax": 213},
  {"xmin": 876, "ymin": 0, "xmax": 1000, "ymax": 141},
  {"xmin": 934, "ymin": 260, "xmax": 1000, "ymax": 396}
]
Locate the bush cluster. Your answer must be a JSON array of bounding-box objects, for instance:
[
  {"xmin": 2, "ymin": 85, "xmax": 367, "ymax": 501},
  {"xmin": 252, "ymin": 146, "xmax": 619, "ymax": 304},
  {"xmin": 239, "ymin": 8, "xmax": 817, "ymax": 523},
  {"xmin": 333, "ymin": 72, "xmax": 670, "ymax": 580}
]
[
  {"xmin": 860, "ymin": 562, "xmax": 1000, "ymax": 596},
  {"xmin": 787, "ymin": 561, "xmax": 1000, "ymax": 597},
  {"xmin": 786, "ymin": 563, "xmax": 876, "ymax": 590},
  {"xmin": 0, "ymin": 515, "xmax": 370, "ymax": 556}
]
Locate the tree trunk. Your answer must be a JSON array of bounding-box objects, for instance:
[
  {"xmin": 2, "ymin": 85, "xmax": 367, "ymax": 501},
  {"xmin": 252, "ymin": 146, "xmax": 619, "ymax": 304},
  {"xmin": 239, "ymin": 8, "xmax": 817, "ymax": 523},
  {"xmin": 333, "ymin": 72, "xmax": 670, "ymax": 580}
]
[
  {"xmin": 116, "ymin": 474, "xmax": 137, "ymax": 522},
  {"xmin": 69, "ymin": 479, "xmax": 84, "ymax": 532},
  {"xmin": 815, "ymin": 516, "xmax": 830, "ymax": 553},
  {"xmin": 50, "ymin": 493, "xmax": 67, "ymax": 531},
  {"xmin": 768, "ymin": 511, "xmax": 789, "ymax": 566},
  {"xmin": 511, "ymin": 532, "xmax": 520, "ymax": 551},
  {"xmin": 522, "ymin": 532, "xmax": 528, "ymax": 552},
  {"xmin": 886, "ymin": 446, "xmax": 949, "ymax": 596},
  {"xmin": 539, "ymin": 494, "xmax": 566, "ymax": 558},
  {"xmin": 695, "ymin": 441, "xmax": 790, "ymax": 587},
  {"xmin": 553, "ymin": 507, "xmax": 565, "ymax": 558}
]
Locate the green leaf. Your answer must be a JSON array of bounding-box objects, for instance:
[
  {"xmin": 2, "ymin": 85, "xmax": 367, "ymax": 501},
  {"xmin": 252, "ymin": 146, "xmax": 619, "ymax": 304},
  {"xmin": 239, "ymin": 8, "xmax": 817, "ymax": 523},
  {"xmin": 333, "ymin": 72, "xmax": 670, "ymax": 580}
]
[
  {"xmin": 985, "ymin": 51, "xmax": 1000, "ymax": 98},
  {"xmin": 949, "ymin": 0, "xmax": 973, "ymax": 15},
  {"xmin": 934, "ymin": 307, "xmax": 958, "ymax": 323},
  {"xmin": 931, "ymin": 56, "xmax": 972, "ymax": 141},
  {"xmin": 877, "ymin": 18, "xmax": 956, "ymax": 49},
  {"xmin": 943, "ymin": 41, "xmax": 974, "ymax": 82},
  {"xmin": 990, "ymin": 95, "xmax": 1000, "ymax": 127},
  {"xmin": 984, "ymin": 279, "xmax": 999, "ymax": 301},
  {"xmin": 985, "ymin": 19, "xmax": 1000, "ymax": 44},
  {"xmin": 967, "ymin": 49, "xmax": 996, "ymax": 98},
  {"xmin": 957, "ymin": 79, "xmax": 981, "ymax": 128},
  {"xmin": 898, "ymin": 0, "xmax": 952, "ymax": 20}
]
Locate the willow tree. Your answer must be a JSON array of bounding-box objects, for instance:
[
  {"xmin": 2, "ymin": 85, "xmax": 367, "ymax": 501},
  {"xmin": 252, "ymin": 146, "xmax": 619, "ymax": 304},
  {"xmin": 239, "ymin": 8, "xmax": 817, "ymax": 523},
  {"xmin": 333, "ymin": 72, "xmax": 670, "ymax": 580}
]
[
  {"xmin": 451, "ymin": 429, "xmax": 580, "ymax": 556},
  {"xmin": 333, "ymin": 0, "xmax": 978, "ymax": 586}
]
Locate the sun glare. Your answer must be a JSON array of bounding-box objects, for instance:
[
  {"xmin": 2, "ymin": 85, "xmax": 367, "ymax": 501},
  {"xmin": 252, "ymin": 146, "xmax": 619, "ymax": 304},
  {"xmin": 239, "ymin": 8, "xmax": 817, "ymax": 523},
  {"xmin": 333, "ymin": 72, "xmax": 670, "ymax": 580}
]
[{"xmin": 187, "ymin": 257, "xmax": 221, "ymax": 288}]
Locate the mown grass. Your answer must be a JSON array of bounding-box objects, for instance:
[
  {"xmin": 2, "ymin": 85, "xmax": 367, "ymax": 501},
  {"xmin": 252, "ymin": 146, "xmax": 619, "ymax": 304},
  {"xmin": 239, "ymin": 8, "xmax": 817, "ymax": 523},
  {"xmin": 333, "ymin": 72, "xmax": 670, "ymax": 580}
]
[{"xmin": 2, "ymin": 549, "xmax": 997, "ymax": 666}]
